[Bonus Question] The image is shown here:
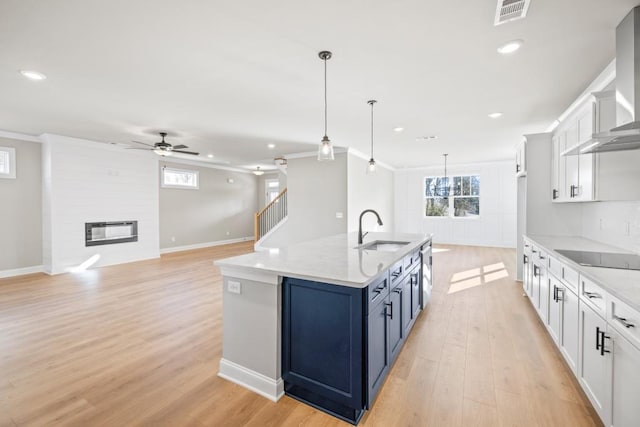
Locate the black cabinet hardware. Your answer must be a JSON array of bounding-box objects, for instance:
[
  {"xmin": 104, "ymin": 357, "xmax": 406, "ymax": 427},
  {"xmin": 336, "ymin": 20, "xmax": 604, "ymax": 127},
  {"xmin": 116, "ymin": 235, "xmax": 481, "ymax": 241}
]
[
  {"xmin": 596, "ymin": 326, "xmax": 602, "ymax": 351},
  {"xmin": 584, "ymin": 291, "xmax": 601, "ymax": 299},
  {"xmin": 385, "ymin": 302, "xmax": 393, "ymax": 319},
  {"xmin": 552, "ymin": 189, "xmax": 559, "ymax": 200},
  {"xmin": 613, "ymin": 315, "xmax": 635, "ymax": 328},
  {"xmin": 533, "ymin": 265, "xmax": 540, "ymax": 277}
]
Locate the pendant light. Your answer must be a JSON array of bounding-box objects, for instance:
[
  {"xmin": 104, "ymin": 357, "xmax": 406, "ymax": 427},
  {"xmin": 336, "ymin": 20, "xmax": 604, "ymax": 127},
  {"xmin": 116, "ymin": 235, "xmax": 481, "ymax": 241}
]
[
  {"xmin": 436, "ymin": 154, "xmax": 451, "ymax": 197},
  {"xmin": 318, "ymin": 50, "xmax": 335, "ymax": 161},
  {"xmin": 253, "ymin": 166, "xmax": 265, "ymax": 176},
  {"xmin": 367, "ymin": 100, "xmax": 377, "ymax": 174}
]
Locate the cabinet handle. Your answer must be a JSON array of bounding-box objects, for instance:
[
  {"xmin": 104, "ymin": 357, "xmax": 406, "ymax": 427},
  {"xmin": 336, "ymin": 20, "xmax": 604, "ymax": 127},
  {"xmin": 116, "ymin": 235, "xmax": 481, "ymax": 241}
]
[
  {"xmin": 584, "ymin": 291, "xmax": 601, "ymax": 299},
  {"xmin": 411, "ymin": 273, "xmax": 419, "ymax": 286},
  {"xmin": 393, "ymin": 287, "xmax": 403, "ymax": 294},
  {"xmin": 553, "ymin": 285, "xmax": 557, "ymax": 302},
  {"xmin": 600, "ymin": 329, "xmax": 611, "ymax": 356},
  {"xmin": 556, "ymin": 287, "xmax": 563, "ymax": 302},
  {"xmin": 523, "ymin": 255, "xmax": 529, "ymax": 264},
  {"xmin": 613, "ymin": 315, "xmax": 635, "ymax": 329},
  {"xmin": 385, "ymin": 302, "xmax": 393, "ymax": 319},
  {"xmin": 596, "ymin": 326, "xmax": 602, "ymax": 351},
  {"xmin": 516, "ymin": 164, "xmax": 521, "ymax": 173},
  {"xmin": 533, "ymin": 265, "xmax": 540, "ymax": 277},
  {"xmin": 552, "ymin": 189, "xmax": 559, "ymax": 200}
]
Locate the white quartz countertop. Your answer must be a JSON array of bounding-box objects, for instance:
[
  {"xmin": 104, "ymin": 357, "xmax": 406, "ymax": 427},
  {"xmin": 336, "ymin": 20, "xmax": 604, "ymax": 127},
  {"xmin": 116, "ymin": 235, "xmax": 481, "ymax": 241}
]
[
  {"xmin": 215, "ymin": 232, "xmax": 432, "ymax": 288},
  {"xmin": 526, "ymin": 235, "xmax": 640, "ymax": 312}
]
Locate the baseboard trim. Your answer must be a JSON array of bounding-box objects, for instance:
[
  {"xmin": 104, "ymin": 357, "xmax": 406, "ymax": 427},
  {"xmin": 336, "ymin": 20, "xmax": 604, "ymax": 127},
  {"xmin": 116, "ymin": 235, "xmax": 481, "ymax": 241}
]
[
  {"xmin": 218, "ymin": 358, "xmax": 284, "ymax": 402},
  {"xmin": 0, "ymin": 265, "xmax": 44, "ymax": 279},
  {"xmin": 160, "ymin": 237, "xmax": 254, "ymax": 254}
]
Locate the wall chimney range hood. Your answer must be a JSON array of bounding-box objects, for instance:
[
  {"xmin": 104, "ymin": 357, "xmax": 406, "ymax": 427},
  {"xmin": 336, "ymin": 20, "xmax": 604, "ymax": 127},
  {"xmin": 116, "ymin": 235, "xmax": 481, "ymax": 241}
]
[{"xmin": 564, "ymin": 7, "xmax": 640, "ymax": 155}]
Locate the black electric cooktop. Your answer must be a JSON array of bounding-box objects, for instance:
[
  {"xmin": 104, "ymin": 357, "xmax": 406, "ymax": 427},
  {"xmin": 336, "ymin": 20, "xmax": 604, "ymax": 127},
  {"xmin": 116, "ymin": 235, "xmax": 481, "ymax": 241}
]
[{"xmin": 555, "ymin": 250, "xmax": 640, "ymax": 271}]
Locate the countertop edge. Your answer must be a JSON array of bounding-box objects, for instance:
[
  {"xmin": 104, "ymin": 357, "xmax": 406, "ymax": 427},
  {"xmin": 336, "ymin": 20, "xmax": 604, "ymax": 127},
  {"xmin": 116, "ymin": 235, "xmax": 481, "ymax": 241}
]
[{"xmin": 525, "ymin": 234, "xmax": 640, "ymax": 313}]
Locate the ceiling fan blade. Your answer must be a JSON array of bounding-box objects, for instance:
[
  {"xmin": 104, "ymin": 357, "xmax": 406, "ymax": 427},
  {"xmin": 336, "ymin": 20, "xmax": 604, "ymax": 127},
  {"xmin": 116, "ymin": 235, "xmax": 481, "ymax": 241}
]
[
  {"xmin": 131, "ymin": 140, "xmax": 156, "ymax": 147},
  {"xmin": 172, "ymin": 150, "xmax": 199, "ymax": 156},
  {"xmin": 126, "ymin": 147, "xmax": 153, "ymax": 150},
  {"xmin": 172, "ymin": 144, "xmax": 188, "ymax": 150}
]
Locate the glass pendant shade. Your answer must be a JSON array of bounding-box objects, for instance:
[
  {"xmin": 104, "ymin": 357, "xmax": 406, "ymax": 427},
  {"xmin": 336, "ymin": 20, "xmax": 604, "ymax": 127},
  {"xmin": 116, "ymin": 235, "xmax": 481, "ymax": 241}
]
[
  {"xmin": 367, "ymin": 158, "xmax": 377, "ymax": 174},
  {"xmin": 154, "ymin": 149, "xmax": 171, "ymax": 156},
  {"xmin": 253, "ymin": 166, "xmax": 265, "ymax": 176},
  {"xmin": 318, "ymin": 135, "xmax": 335, "ymax": 161}
]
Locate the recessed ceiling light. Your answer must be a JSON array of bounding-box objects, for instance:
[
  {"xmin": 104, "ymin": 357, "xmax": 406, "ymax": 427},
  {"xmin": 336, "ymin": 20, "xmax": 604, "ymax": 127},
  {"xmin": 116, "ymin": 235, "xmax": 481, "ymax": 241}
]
[
  {"xmin": 20, "ymin": 70, "xmax": 47, "ymax": 80},
  {"xmin": 416, "ymin": 136, "xmax": 438, "ymax": 142},
  {"xmin": 267, "ymin": 143, "xmax": 276, "ymax": 149},
  {"xmin": 488, "ymin": 112, "xmax": 503, "ymax": 119},
  {"xmin": 497, "ymin": 40, "xmax": 523, "ymax": 54},
  {"xmin": 393, "ymin": 127, "xmax": 404, "ymax": 133},
  {"xmin": 207, "ymin": 154, "xmax": 214, "ymax": 158}
]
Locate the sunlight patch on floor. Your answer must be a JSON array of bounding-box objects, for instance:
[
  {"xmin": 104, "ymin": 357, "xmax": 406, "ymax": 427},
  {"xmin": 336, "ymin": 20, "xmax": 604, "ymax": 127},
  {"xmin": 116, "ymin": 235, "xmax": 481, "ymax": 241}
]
[{"xmin": 448, "ymin": 262, "xmax": 509, "ymax": 294}]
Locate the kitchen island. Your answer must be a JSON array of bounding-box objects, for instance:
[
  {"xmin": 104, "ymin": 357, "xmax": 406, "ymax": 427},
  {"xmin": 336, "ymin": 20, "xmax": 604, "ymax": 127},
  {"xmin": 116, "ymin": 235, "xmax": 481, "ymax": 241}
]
[{"xmin": 215, "ymin": 232, "xmax": 432, "ymax": 424}]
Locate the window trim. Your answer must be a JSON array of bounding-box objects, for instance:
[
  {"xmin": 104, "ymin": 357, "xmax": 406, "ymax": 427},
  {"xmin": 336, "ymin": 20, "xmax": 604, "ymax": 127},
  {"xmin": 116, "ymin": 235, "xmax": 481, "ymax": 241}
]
[
  {"xmin": 160, "ymin": 166, "xmax": 199, "ymax": 189},
  {"xmin": 0, "ymin": 146, "xmax": 16, "ymax": 179},
  {"xmin": 423, "ymin": 174, "xmax": 480, "ymax": 219}
]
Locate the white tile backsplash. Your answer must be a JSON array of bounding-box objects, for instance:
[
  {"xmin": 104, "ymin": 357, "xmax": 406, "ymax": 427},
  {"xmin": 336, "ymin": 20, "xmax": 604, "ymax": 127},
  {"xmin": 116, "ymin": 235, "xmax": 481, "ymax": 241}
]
[{"xmin": 581, "ymin": 201, "xmax": 640, "ymax": 254}]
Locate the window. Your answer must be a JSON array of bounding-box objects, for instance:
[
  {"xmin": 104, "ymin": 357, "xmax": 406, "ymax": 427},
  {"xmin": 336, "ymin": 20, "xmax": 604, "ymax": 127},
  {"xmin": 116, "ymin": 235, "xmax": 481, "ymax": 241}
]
[
  {"xmin": 161, "ymin": 166, "xmax": 199, "ymax": 189},
  {"xmin": 265, "ymin": 178, "xmax": 280, "ymax": 204},
  {"xmin": 425, "ymin": 175, "xmax": 480, "ymax": 217},
  {"xmin": 0, "ymin": 146, "xmax": 16, "ymax": 179}
]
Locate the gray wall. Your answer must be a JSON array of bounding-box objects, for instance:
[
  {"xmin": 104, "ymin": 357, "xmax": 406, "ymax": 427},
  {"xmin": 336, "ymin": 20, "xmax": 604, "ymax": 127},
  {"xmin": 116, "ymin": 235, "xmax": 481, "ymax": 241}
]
[
  {"xmin": 347, "ymin": 154, "xmax": 394, "ymax": 233},
  {"xmin": 0, "ymin": 137, "xmax": 42, "ymax": 270},
  {"xmin": 159, "ymin": 161, "xmax": 258, "ymax": 249}
]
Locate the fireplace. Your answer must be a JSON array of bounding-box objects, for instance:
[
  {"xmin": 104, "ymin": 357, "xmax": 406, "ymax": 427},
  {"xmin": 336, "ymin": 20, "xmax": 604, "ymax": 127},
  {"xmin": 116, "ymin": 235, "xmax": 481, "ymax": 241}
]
[{"xmin": 85, "ymin": 221, "xmax": 138, "ymax": 246}]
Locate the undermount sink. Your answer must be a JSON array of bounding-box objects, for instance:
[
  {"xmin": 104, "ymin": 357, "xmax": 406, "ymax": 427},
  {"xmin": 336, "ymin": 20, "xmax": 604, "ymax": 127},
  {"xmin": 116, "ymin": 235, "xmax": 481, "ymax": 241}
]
[{"xmin": 358, "ymin": 240, "xmax": 411, "ymax": 252}]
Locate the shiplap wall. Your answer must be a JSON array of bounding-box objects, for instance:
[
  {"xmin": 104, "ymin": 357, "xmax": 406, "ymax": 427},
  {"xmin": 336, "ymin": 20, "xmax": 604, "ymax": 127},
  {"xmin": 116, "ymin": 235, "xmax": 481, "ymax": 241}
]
[
  {"xmin": 394, "ymin": 160, "xmax": 517, "ymax": 248},
  {"xmin": 41, "ymin": 134, "xmax": 160, "ymax": 274}
]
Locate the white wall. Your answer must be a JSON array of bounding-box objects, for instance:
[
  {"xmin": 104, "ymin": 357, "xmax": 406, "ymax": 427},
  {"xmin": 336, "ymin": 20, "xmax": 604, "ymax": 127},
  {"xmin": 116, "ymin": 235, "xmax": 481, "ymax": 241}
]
[
  {"xmin": 394, "ymin": 160, "xmax": 517, "ymax": 248},
  {"xmin": 42, "ymin": 134, "xmax": 160, "ymax": 274},
  {"xmin": 581, "ymin": 201, "xmax": 640, "ymax": 254},
  {"xmin": 159, "ymin": 161, "xmax": 257, "ymax": 250},
  {"xmin": 347, "ymin": 154, "xmax": 394, "ymax": 233}
]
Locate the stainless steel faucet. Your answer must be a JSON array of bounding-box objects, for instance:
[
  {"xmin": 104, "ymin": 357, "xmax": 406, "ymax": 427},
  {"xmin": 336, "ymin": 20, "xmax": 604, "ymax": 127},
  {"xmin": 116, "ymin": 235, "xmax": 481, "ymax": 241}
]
[{"xmin": 358, "ymin": 209, "xmax": 383, "ymax": 244}]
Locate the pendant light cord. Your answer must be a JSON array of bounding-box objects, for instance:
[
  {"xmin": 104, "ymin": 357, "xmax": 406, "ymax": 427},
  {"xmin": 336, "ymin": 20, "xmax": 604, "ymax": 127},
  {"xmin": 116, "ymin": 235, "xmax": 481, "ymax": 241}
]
[
  {"xmin": 370, "ymin": 102, "xmax": 374, "ymax": 159},
  {"xmin": 324, "ymin": 57, "xmax": 328, "ymax": 137}
]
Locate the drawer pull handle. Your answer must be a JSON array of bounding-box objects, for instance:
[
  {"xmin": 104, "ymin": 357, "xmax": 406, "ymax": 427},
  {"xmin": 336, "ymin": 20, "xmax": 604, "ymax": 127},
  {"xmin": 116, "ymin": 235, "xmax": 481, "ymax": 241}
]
[
  {"xmin": 614, "ymin": 315, "xmax": 635, "ymax": 329},
  {"xmin": 584, "ymin": 291, "xmax": 602, "ymax": 299},
  {"xmin": 393, "ymin": 287, "xmax": 403, "ymax": 294},
  {"xmin": 385, "ymin": 302, "xmax": 393, "ymax": 319}
]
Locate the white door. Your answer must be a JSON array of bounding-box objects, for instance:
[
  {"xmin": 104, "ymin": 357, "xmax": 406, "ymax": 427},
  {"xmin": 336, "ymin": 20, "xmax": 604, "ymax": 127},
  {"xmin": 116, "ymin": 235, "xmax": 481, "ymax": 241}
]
[
  {"xmin": 560, "ymin": 286, "xmax": 579, "ymax": 374},
  {"xmin": 610, "ymin": 329, "xmax": 640, "ymax": 427},
  {"xmin": 579, "ymin": 302, "xmax": 612, "ymax": 424},
  {"xmin": 265, "ymin": 178, "xmax": 279, "ymax": 205}
]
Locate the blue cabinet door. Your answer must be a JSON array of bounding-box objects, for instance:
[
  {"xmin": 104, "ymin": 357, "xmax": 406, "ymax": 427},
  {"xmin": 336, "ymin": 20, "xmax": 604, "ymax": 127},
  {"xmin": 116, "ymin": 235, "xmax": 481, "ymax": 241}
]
[
  {"xmin": 282, "ymin": 278, "xmax": 364, "ymax": 418},
  {"xmin": 389, "ymin": 285, "xmax": 403, "ymax": 362},
  {"xmin": 401, "ymin": 275, "xmax": 412, "ymax": 335},
  {"xmin": 367, "ymin": 295, "xmax": 389, "ymax": 408}
]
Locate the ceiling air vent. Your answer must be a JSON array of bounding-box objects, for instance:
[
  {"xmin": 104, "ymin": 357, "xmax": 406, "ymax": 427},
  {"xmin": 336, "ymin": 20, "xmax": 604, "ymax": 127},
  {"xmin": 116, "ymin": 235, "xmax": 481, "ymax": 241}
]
[{"xmin": 494, "ymin": 0, "xmax": 530, "ymax": 26}]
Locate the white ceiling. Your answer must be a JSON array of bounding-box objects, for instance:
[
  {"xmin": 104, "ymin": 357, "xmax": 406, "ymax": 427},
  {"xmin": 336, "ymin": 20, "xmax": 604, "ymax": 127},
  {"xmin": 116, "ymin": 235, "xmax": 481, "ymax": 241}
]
[{"xmin": 0, "ymin": 0, "xmax": 637, "ymax": 169}]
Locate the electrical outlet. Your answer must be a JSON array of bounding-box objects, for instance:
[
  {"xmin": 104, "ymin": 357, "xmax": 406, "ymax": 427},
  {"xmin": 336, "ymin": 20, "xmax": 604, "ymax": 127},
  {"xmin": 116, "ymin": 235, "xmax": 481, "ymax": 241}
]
[{"xmin": 228, "ymin": 280, "xmax": 241, "ymax": 294}]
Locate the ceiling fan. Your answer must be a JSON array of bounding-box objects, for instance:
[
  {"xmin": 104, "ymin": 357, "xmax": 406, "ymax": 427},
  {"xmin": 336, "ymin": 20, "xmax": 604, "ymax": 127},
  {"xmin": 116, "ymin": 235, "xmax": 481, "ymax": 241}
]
[{"xmin": 129, "ymin": 132, "xmax": 199, "ymax": 156}]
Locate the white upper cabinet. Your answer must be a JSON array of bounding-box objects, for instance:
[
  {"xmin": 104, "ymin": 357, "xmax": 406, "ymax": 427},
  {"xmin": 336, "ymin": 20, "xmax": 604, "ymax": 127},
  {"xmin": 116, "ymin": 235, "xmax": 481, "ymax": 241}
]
[
  {"xmin": 515, "ymin": 140, "xmax": 526, "ymax": 177},
  {"xmin": 551, "ymin": 91, "xmax": 615, "ymax": 203}
]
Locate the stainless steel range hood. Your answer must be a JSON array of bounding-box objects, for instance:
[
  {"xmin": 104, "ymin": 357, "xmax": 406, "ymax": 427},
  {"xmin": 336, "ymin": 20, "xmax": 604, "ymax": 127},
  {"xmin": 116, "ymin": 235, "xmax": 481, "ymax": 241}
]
[{"xmin": 564, "ymin": 7, "xmax": 640, "ymax": 155}]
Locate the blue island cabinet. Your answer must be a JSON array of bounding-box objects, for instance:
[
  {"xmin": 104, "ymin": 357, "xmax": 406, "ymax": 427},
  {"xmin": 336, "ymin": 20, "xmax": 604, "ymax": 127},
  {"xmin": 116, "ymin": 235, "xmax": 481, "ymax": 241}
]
[{"xmin": 281, "ymin": 244, "xmax": 429, "ymax": 425}]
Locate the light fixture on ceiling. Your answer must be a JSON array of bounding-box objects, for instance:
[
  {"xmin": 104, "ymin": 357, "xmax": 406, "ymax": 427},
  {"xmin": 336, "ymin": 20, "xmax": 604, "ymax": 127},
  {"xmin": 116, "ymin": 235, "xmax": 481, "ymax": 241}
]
[
  {"xmin": 488, "ymin": 112, "xmax": 503, "ymax": 118},
  {"xmin": 207, "ymin": 154, "xmax": 214, "ymax": 158},
  {"xmin": 393, "ymin": 127, "xmax": 404, "ymax": 133},
  {"xmin": 154, "ymin": 148, "xmax": 172, "ymax": 156},
  {"xmin": 318, "ymin": 50, "xmax": 335, "ymax": 161},
  {"xmin": 435, "ymin": 154, "xmax": 451, "ymax": 197},
  {"xmin": 497, "ymin": 40, "xmax": 523, "ymax": 54},
  {"xmin": 367, "ymin": 100, "xmax": 378, "ymax": 174},
  {"xmin": 253, "ymin": 166, "xmax": 265, "ymax": 176},
  {"xmin": 20, "ymin": 70, "xmax": 47, "ymax": 80},
  {"xmin": 417, "ymin": 135, "xmax": 438, "ymax": 142},
  {"xmin": 267, "ymin": 143, "xmax": 276, "ymax": 149}
]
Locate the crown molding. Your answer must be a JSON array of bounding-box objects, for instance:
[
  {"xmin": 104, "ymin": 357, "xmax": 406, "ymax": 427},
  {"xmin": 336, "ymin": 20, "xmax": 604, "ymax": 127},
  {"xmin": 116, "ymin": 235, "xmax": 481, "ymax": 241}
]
[{"xmin": 0, "ymin": 130, "xmax": 41, "ymax": 143}]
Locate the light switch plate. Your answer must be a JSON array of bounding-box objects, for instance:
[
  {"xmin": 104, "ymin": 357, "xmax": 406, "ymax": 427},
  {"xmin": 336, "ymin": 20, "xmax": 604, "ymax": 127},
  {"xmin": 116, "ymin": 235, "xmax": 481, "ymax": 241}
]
[
  {"xmin": 336, "ymin": 212, "xmax": 344, "ymax": 219},
  {"xmin": 228, "ymin": 280, "xmax": 241, "ymax": 294}
]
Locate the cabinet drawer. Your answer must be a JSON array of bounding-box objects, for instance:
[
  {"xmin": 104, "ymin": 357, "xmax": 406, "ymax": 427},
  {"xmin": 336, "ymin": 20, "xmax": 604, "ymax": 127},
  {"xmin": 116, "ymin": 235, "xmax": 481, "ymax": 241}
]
[
  {"xmin": 367, "ymin": 273, "xmax": 390, "ymax": 313},
  {"xmin": 537, "ymin": 249, "xmax": 548, "ymax": 266},
  {"xmin": 403, "ymin": 250, "xmax": 420, "ymax": 273},
  {"xmin": 580, "ymin": 275, "xmax": 607, "ymax": 317},
  {"xmin": 608, "ymin": 295, "xmax": 640, "ymax": 349},
  {"xmin": 389, "ymin": 260, "xmax": 404, "ymax": 286},
  {"xmin": 548, "ymin": 255, "xmax": 578, "ymax": 292}
]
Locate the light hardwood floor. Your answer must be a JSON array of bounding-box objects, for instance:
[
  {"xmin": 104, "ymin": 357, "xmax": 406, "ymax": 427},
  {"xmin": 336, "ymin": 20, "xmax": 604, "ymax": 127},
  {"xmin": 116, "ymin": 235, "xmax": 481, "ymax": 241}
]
[{"xmin": 0, "ymin": 243, "xmax": 601, "ymax": 426}]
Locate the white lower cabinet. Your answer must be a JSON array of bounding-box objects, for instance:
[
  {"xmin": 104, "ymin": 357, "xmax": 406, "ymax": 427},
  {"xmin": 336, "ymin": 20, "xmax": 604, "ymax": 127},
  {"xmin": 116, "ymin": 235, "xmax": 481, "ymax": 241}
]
[
  {"xmin": 610, "ymin": 328, "xmax": 640, "ymax": 427},
  {"xmin": 537, "ymin": 263, "xmax": 549, "ymax": 324},
  {"xmin": 548, "ymin": 275, "xmax": 562, "ymax": 344},
  {"xmin": 579, "ymin": 302, "xmax": 611, "ymax": 424}
]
